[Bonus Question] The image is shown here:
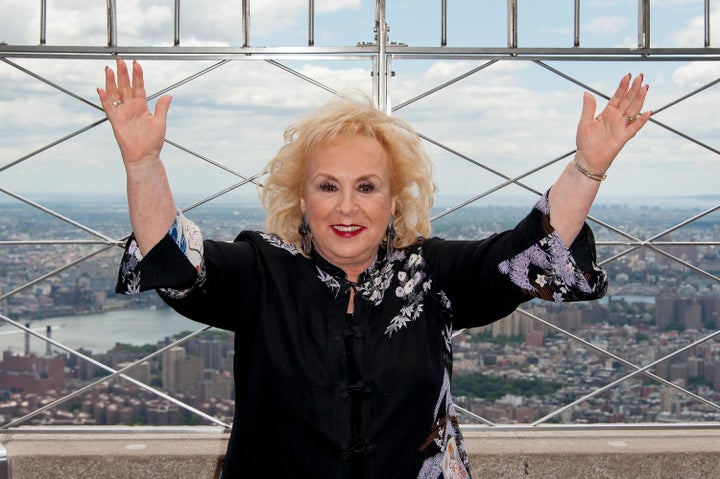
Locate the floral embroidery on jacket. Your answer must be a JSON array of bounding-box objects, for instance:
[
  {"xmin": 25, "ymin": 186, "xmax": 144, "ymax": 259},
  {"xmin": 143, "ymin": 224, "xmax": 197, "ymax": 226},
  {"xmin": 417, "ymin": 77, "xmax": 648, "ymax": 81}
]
[
  {"xmin": 498, "ymin": 232, "xmax": 601, "ymax": 302},
  {"xmin": 117, "ymin": 239, "xmax": 143, "ymax": 294},
  {"xmin": 259, "ymin": 232, "xmax": 302, "ymax": 256},
  {"xmin": 357, "ymin": 249, "xmax": 405, "ymax": 305},
  {"xmin": 385, "ymin": 251, "xmax": 432, "ymax": 337},
  {"xmin": 316, "ymin": 266, "xmax": 342, "ymax": 295}
]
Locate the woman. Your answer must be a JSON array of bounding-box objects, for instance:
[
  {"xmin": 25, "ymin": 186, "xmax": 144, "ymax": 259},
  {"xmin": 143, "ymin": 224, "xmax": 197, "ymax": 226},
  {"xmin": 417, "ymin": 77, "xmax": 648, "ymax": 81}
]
[{"xmin": 98, "ymin": 59, "xmax": 650, "ymax": 478}]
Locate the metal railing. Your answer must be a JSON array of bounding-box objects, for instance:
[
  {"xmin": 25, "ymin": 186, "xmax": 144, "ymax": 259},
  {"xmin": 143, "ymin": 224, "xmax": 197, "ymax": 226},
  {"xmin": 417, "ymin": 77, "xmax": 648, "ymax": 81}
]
[{"xmin": 0, "ymin": 0, "xmax": 719, "ymax": 431}]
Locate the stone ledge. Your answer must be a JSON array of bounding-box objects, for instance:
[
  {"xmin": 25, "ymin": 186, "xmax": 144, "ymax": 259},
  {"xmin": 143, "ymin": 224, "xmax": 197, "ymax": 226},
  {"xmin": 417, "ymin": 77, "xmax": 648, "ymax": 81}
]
[
  {"xmin": 463, "ymin": 425, "xmax": 720, "ymax": 478},
  {"xmin": 0, "ymin": 425, "xmax": 719, "ymax": 478}
]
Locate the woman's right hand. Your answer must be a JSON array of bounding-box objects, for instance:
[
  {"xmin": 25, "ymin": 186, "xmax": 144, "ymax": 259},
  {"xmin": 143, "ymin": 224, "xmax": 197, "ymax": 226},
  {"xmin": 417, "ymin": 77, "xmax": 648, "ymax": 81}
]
[
  {"xmin": 97, "ymin": 58, "xmax": 172, "ymax": 166},
  {"xmin": 98, "ymin": 59, "xmax": 178, "ymax": 255}
]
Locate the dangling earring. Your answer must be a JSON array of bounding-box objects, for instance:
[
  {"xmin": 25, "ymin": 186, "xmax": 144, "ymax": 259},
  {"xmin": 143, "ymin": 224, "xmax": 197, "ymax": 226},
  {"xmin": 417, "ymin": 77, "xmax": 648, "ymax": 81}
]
[
  {"xmin": 298, "ymin": 213, "xmax": 312, "ymax": 255},
  {"xmin": 385, "ymin": 216, "xmax": 396, "ymax": 259}
]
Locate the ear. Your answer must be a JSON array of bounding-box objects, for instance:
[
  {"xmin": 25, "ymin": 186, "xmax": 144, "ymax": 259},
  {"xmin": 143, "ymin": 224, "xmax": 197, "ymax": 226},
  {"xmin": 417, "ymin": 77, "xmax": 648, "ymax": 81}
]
[
  {"xmin": 300, "ymin": 198, "xmax": 306, "ymax": 213},
  {"xmin": 390, "ymin": 196, "xmax": 397, "ymax": 215}
]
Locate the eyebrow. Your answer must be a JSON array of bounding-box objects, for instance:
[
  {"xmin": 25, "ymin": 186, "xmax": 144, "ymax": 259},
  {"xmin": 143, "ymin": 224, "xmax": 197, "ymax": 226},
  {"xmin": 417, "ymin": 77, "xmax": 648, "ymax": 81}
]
[{"xmin": 312, "ymin": 173, "xmax": 384, "ymax": 184}]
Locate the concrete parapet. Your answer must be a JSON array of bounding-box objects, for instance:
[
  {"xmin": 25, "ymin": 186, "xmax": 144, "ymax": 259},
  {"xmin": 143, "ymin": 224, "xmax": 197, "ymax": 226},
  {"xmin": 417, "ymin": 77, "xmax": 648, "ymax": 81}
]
[
  {"xmin": 463, "ymin": 425, "xmax": 720, "ymax": 478},
  {"xmin": 0, "ymin": 425, "xmax": 719, "ymax": 478}
]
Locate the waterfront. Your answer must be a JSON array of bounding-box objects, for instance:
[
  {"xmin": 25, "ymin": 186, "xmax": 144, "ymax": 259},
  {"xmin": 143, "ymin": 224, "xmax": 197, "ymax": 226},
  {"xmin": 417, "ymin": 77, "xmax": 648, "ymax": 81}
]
[{"xmin": 0, "ymin": 308, "xmax": 200, "ymax": 356}]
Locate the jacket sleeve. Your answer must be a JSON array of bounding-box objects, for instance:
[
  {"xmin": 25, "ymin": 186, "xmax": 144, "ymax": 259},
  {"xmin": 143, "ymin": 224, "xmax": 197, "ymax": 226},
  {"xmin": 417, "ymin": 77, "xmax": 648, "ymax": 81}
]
[
  {"xmin": 114, "ymin": 210, "xmax": 260, "ymax": 331},
  {"xmin": 424, "ymin": 193, "xmax": 608, "ymax": 330}
]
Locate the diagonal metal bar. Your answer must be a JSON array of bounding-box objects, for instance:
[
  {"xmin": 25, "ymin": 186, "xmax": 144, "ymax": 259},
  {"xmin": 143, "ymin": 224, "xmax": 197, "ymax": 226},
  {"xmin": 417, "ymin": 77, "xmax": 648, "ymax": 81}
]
[
  {"xmin": 649, "ymin": 76, "xmax": 720, "ymax": 116},
  {"xmin": 181, "ymin": 173, "xmax": 264, "ymax": 213},
  {"xmin": 517, "ymin": 309, "xmax": 720, "ymax": 415},
  {"xmin": 0, "ymin": 59, "xmax": 233, "ymax": 173},
  {"xmin": 0, "ymin": 240, "xmax": 120, "ymax": 246},
  {"xmin": 0, "ymin": 118, "xmax": 108, "ymax": 173},
  {"xmin": 532, "ymin": 326, "xmax": 720, "ymax": 425},
  {"xmin": 0, "ymin": 186, "xmax": 121, "ymax": 244},
  {"xmin": 1, "ymin": 58, "xmax": 105, "ymax": 110},
  {"xmin": 423, "ymin": 138, "xmax": 569, "ymax": 222},
  {"xmin": 598, "ymin": 243, "xmax": 720, "ymax": 283},
  {"xmin": 454, "ymin": 404, "xmax": 496, "ymax": 427},
  {"xmin": 599, "ymin": 241, "xmax": 720, "ymax": 247},
  {"xmin": 392, "ymin": 59, "xmax": 499, "ymax": 111},
  {"xmin": 0, "ymin": 312, "xmax": 229, "ymax": 429},
  {"xmin": 163, "ymin": 138, "xmax": 260, "ymax": 184},
  {"xmin": 265, "ymin": 59, "xmax": 343, "ymax": 97},
  {"xmin": 644, "ymin": 203, "xmax": 720, "ymax": 242},
  {"xmin": 0, "ymin": 244, "xmax": 115, "ymax": 302},
  {"xmin": 647, "ymin": 117, "xmax": 720, "ymax": 155},
  {"xmin": 535, "ymin": 61, "xmax": 720, "ymax": 155}
]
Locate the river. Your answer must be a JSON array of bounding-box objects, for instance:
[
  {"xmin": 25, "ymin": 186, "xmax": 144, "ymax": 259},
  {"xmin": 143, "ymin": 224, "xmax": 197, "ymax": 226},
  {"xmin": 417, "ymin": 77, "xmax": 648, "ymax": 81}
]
[{"xmin": 0, "ymin": 308, "xmax": 201, "ymax": 356}]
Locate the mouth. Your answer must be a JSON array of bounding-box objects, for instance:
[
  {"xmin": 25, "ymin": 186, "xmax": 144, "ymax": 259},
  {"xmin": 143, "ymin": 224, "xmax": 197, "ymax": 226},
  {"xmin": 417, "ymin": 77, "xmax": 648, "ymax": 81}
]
[{"xmin": 331, "ymin": 224, "xmax": 365, "ymax": 238}]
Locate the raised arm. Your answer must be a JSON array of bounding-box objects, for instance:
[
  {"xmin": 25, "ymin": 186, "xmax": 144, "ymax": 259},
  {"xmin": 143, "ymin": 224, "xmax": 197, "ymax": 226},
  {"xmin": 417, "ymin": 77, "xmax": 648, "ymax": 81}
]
[
  {"xmin": 97, "ymin": 58, "xmax": 177, "ymax": 255},
  {"xmin": 549, "ymin": 73, "xmax": 651, "ymax": 246}
]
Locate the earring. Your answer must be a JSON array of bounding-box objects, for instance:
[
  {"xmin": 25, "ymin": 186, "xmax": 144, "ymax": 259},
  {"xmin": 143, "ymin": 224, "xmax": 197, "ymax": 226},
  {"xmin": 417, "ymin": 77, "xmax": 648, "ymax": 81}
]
[
  {"xmin": 385, "ymin": 216, "xmax": 396, "ymax": 259},
  {"xmin": 298, "ymin": 213, "xmax": 312, "ymax": 255}
]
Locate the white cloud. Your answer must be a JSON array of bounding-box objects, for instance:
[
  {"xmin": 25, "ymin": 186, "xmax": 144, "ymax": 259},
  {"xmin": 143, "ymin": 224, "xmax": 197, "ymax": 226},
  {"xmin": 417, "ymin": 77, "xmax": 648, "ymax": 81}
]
[
  {"xmin": 584, "ymin": 16, "xmax": 628, "ymax": 35},
  {"xmin": 0, "ymin": 1, "xmax": 717, "ymax": 199},
  {"xmin": 670, "ymin": 5, "xmax": 720, "ymax": 47},
  {"xmin": 672, "ymin": 62, "xmax": 720, "ymax": 89}
]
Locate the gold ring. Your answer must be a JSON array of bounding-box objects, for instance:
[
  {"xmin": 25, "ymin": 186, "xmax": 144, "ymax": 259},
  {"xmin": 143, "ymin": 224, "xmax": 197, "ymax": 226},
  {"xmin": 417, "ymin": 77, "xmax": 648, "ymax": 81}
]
[{"xmin": 624, "ymin": 113, "xmax": 639, "ymax": 124}]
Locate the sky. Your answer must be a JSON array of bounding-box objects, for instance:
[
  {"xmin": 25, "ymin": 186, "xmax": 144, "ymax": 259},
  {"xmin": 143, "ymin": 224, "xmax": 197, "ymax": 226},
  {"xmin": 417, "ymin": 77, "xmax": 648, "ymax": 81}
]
[{"xmin": 1, "ymin": 0, "xmax": 719, "ymax": 210}]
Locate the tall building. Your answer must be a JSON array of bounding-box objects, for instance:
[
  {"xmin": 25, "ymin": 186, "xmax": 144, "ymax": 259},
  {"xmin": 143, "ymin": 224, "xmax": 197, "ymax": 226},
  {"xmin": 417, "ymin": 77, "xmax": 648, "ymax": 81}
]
[
  {"xmin": 655, "ymin": 293, "xmax": 676, "ymax": 330},
  {"xmin": 176, "ymin": 355, "xmax": 204, "ymax": 395},
  {"xmin": 162, "ymin": 346, "xmax": 186, "ymax": 392},
  {"xmin": 200, "ymin": 339, "xmax": 223, "ymax": 371},
  {"xmin": 677, "ymin": 299, "xmax": 702, "ymax": 330}
]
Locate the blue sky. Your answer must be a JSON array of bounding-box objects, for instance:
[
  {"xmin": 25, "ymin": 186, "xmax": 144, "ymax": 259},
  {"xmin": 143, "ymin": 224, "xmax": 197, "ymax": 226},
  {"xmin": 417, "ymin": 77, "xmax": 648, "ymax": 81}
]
[{"xmin": 1, "ymin": 0, "xmax": 719, "ymax": 208}]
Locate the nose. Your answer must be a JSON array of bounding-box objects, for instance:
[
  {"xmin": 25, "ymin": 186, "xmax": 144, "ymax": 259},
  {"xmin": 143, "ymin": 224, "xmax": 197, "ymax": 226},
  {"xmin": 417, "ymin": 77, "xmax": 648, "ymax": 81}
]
[{"xmin": 336, "ymin": 190, "xmax": 358, "ymax": 216}]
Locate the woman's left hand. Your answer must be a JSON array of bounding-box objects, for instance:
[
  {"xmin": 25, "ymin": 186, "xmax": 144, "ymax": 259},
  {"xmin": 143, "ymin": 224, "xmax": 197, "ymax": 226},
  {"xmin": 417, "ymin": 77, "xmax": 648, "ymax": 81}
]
[{"xmin": 575, "ymin": 73, "xmax": 651, "ymax": 175}]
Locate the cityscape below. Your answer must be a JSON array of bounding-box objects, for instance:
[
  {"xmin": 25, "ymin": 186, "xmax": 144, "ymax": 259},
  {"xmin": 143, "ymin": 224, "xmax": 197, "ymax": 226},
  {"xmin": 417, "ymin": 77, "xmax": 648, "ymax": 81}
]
[{"xmin": 0, "ymin": 196, "xmax": 719, "ymax": 427}]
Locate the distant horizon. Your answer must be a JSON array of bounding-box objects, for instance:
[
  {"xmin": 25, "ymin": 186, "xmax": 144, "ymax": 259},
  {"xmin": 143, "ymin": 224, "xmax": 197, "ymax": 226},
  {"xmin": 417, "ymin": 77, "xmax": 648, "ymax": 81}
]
[{"xmin": 2, "ymin": 191, "xmax": 719, "ymax": 210}]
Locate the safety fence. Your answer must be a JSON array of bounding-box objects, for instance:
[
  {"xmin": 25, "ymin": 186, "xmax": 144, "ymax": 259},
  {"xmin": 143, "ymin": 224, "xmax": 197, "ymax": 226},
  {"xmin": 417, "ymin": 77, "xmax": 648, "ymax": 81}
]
[{"xmin": 0, "ymin": 0, "xmax": 719, "ymax": 430}]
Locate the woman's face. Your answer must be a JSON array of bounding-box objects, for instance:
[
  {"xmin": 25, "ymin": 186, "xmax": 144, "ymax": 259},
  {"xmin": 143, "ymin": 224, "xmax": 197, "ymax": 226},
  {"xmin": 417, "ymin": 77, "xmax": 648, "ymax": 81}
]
[{"xmin": 301, "ymin": 134, "xmax": 396, "ymax": 281}]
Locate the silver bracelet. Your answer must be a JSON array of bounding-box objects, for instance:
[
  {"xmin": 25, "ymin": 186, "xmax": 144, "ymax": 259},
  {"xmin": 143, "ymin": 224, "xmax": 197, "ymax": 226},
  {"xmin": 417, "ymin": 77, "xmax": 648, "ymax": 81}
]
[{"xmin": 573, "ymin": 156, "xmax": 607, "ymax": 181}]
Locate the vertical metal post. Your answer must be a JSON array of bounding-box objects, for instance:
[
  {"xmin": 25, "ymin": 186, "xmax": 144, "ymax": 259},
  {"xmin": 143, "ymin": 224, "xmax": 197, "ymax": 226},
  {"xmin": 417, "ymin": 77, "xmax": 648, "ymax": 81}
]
[
  {"xmin": 638, "ymin": 0, "xmax": 650, "ymax": 49},
  {"xmin": 375, "ymin": 0, "xmax": 389, "ymax": 113},
  {"xmin": 174, "ymin": 0, "xmax": 181, "ymax": 46},
  {"xmin": 309, "ymin": 0, "xmax": 315, "ymax": 46},
  {"xmin": 40, "ymin": 0, "xmax": 47, "ymax": 45},
  {"xmin": 705, "ymin": 0, "xmax": 711, "ymax": 47},
  {"xmin": 441, "ymin": 0, "xmax": 448, "ymax": 46},
  {"xmin": 242, "ymin": 0, "xmax": 250, "ymax": 47},
  {"xmin": 106, "ymin": 0, "xmax": 117, "ymax": 47},
  {"xmin": 0, "ymin": 443, "xmax": 7, "ymax": 479},
  {"xmin": 573, "ymin": 0, "xmax": 580, "ymax": 47},
  {"xmin": 507, "ymin": 0, "xmax": 518, "ymax": 48}
]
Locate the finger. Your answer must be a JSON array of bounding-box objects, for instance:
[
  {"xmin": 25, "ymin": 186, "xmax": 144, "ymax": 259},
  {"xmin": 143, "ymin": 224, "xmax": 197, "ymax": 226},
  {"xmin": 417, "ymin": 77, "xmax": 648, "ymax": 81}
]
[
  {"xmin": 625, "ymin": 110, "xmax": 653, "ymax": 137},
  {"xmin": 626, "ymin": 83, "xmax": 649, "ymax": 119},
  {"xmin": 116, "ymin": 58, "xmax": 132, "ymax": 99},
  {"xmin": 104, "ymin": 66, "xmax": 118, "ymax": 99},
  {"xmin": 97, "ymin": 87, "xmax": 113, "ymax": 114},
  {"xmin": 579, "ymin": 91, "xmax": 597, "ymax": 125},
  {"xmin": 132, "ymin": 60, "xmax": 146, "ymax": 98},
  {"xmin": 607, "ymin": 73, "xmax": 631, "ymax": 110},
  {"xmin": 153, "ymin": 95, "xmax": 173, "ymax": 124},
  {"xmin": 619, "ymin": 74, "xmax": 644, "ymax": 115}
]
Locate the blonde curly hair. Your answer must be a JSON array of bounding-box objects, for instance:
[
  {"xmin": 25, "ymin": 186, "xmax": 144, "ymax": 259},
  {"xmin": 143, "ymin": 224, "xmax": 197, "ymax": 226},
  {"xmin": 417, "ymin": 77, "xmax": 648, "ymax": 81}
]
[{"xmin": 260, "ymin": 96, "xmax": 436, "ymax": 252}]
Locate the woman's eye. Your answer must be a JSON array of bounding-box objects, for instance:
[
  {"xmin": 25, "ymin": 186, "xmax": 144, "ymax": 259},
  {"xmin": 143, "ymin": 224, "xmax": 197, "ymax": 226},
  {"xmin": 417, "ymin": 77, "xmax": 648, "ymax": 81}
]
[
  {"xmin": 359, "ymin": 183, "xmax": 375, "ymax": 193},
  {"xmin": 319, "ymin": 182, "xmax": 337, "ymax": 192}
]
